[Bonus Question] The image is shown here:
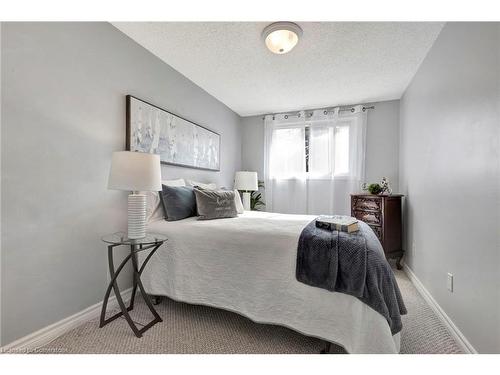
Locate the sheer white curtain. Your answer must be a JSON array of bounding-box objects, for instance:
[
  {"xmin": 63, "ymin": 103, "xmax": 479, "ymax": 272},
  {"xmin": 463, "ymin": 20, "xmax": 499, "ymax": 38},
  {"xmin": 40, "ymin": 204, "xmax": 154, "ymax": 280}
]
[{"xmin": 264, "ymin": 106, "xmax": 367, "ymax": 215}]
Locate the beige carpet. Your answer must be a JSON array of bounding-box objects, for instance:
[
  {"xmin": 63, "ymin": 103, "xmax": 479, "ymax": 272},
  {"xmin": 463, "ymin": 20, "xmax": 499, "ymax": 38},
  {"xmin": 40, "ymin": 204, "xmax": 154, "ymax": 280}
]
[{"xmin": 37, "ymin": 268, "xmax": 463, "ymax": 354}]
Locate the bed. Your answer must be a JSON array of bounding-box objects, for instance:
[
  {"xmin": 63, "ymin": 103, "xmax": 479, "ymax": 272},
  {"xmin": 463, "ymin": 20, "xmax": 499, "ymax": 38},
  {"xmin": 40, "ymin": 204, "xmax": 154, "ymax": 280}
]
[{"xmin": 140, "ymin": 210, "xmax": 401, "ymax": 353}]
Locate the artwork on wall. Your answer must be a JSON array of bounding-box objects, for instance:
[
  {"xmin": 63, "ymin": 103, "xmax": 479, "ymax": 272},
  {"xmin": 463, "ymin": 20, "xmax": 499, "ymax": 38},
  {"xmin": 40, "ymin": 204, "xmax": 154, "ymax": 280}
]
[{"xmin": 126, "ymin": 95, "xmax": 220, "ymax": 171}]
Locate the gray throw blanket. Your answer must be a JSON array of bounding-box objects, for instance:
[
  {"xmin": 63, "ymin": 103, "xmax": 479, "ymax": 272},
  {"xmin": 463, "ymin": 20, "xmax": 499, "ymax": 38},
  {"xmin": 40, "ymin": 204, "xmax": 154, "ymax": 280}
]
[{"xmin": 296, "ymin": 220, "xmax": 407, "ymax": 334}]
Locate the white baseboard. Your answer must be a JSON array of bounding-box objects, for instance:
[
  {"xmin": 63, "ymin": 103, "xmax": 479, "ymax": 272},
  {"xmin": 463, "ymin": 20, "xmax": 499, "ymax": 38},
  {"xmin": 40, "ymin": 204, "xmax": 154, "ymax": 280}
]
[
  {"xmin": 403, "ymin": 265, "xmax": 477, "ymax": 354},
  {"xmin": 1, "ymin": 288, "xmax": 133, "ymax": 353}
]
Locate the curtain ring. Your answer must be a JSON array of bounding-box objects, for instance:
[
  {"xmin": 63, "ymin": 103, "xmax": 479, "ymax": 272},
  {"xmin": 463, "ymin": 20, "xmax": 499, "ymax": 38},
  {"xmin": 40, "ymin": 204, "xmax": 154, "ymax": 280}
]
[
  {"xmin": 362, "ymin": 107, "xmax": 366, "ymax": 112},
  {"xmin": 284, "ymin": 115, "xmax": 288, "ymax": 119},
  {"xmin": 272, "ymin": 116, "xmax": 275, "ymax": 120},
  {"xmin": 351, "ymin": 108, "xmax": 355, "ymax": 113},
  {"xmin": 298, "ymin": 113, "xmax": 301, "ymax": 118},
  {"xmin": 323, "ymin": 110, "xmax": 328, "ymax": 115}
]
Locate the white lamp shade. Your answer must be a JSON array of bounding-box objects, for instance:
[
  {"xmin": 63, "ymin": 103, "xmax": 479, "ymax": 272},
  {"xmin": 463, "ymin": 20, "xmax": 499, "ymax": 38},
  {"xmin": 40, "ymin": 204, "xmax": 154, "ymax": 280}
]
[
  {"xmin": 234, "ymin": 171, "xmax": 258, "ymax": 191},
  {"xmin": 108, "ymin": 151, "xmax": 162, "ymax": 192}
]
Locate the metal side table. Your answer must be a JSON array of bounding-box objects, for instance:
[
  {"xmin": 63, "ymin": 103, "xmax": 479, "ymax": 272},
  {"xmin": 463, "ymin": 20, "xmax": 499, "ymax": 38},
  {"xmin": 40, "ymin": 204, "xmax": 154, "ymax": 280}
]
[{"xmin": 100, "ymin": 232, "xmax": 167, "ymax": 337}]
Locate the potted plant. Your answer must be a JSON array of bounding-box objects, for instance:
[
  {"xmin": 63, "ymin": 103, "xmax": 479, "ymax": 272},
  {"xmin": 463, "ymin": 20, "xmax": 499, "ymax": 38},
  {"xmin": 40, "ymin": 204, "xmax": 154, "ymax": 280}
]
[
  {"xmin": 366, "ymin": 183, "xmax": 383, "ymax": 195},
  {"xmin": 362, "ymin": 177, "xmax": 392, "ymax": 195},
  {"xmin": 250, "ymin": 180, "xmax": 265, "ymax": 211}
]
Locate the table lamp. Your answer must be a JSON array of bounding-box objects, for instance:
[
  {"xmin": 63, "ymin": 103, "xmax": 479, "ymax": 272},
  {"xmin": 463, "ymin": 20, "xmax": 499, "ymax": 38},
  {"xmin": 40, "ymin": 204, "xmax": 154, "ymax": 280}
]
[
  {"xmin": 234, "ymin": 171, "xmax": 258, "ymax": 211},
  {"xmin": 108, "ymin": 151, "xmax": 161, "ymax": 239}
]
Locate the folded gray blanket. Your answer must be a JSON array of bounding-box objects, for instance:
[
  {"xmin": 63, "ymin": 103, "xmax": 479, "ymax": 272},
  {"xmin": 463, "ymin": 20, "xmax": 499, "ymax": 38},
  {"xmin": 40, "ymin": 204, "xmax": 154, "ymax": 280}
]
[{"xmin": 296, "ymin": 220, "xmax": 407, "ymax": 334}]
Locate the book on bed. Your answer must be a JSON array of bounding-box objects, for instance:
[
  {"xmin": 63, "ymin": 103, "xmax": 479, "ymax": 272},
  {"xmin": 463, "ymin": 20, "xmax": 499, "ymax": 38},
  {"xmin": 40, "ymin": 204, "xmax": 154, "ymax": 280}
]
[{"xmin": 315, "ymin": 215, "xmax": 359, "ymax": 233}]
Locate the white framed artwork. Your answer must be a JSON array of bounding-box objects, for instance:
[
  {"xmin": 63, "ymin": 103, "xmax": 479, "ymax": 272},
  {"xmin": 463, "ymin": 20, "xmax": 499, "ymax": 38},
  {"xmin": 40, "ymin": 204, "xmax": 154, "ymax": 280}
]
[{"xmin": 126, "ymin": 95, "xmax": 220, "ymax": 171}]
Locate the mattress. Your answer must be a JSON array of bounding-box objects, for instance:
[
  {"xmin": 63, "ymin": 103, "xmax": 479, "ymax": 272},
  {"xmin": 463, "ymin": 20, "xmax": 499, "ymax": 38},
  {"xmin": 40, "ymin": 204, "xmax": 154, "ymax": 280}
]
[{"xmin": 142, "ymin": 211, "xmax": 401, "ymax": 353}]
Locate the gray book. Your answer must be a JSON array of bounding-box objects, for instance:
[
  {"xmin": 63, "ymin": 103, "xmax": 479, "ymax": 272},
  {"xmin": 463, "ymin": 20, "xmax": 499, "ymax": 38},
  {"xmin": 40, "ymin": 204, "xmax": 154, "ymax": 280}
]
[{"xmin": 315, "ymin": 215, "xmax": 359, "ymax": 233}]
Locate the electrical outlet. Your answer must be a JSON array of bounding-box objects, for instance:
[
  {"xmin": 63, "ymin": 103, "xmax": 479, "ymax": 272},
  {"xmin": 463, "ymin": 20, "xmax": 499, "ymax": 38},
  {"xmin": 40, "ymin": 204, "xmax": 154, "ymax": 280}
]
[{"xmin": 447, "ymin": 273, "xmax": 454, "ymax": 292}]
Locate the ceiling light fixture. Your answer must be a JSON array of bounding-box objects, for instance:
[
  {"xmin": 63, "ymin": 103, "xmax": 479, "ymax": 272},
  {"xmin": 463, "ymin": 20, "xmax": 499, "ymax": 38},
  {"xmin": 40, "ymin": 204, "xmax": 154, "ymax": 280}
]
[{"xmin": 262, "ymin": 22, "xmax": 302, "ymax": 55}]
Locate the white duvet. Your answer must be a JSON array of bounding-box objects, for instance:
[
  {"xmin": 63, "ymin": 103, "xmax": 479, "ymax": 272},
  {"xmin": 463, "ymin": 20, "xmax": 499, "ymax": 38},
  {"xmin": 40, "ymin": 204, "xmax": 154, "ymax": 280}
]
[{"xmin": 143, "ymin": 211, "xmax": 400, "ymax": 353}]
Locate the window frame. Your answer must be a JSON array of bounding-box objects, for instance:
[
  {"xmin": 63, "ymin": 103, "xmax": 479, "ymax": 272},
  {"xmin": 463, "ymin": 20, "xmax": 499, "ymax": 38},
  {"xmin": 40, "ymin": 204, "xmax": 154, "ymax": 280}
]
[
  {"xmin": 268, "ymin": 121, "xmax": 354, "ymax": 180},
  {"xmin": 304, "ymin": 123, "xmax": 351, "ymax": 179}
]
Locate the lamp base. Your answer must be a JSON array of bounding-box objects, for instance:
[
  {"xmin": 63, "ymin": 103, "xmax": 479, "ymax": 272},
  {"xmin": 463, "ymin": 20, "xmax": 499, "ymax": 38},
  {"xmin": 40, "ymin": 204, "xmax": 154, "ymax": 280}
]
[
  {"xmin": 242, "ymin": 192, "xmax": 251, "ymax": 211},
  {"xmin": 128, "ymin": 193, "xmax": 146, "ymax": 239}
]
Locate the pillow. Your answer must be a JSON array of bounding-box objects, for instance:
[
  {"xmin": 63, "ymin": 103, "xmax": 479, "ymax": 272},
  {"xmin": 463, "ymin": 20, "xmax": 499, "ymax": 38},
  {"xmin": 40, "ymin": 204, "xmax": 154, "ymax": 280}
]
[
  {"xmin": 186, "ymin": 180, "xmax": 217, "ymax": 190},
  {"xmin": 194, "ymin": 188, "xmax": 237, "ymax": 220},
  {"xmin": 145, "ymin": 179, "xmax": 186, "ymax": 222},
  {"xmin": 159, "ymin": 185, "xmax": 196, "ymax": 221},
  {"xmin": 233, "ymin": 189, "xmax": 244, "ymax": 214},
  {"xmin": 220, "ymin": 187, "xmax": 245, "ymax": 214}
]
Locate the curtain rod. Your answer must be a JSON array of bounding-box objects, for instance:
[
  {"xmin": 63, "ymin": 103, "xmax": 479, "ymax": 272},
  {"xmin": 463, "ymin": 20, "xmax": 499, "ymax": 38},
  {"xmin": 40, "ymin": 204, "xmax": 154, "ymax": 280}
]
[{"xmin": 261, "ymin": 105, "xmax": 375, "ymax": 120}]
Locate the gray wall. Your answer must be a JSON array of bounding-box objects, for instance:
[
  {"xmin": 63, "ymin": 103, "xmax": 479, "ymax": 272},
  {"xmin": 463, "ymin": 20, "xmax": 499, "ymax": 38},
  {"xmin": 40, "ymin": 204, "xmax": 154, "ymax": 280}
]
[
  {"xmin": 364, "ymin": 100, "xmax": 400, "ymax": 191},
  {"xmin": 399, "ymin": 22, "xmax": 500, "ymax": 353},
  {"xmin": 241, "ymin": 116, "xmax": 265, "ymax": 178},
  {"xmin": 0, "ymin": 22, "xmax": 242, "ymax": 346},
  {"xmin": 241, "ymin": 99, "xmax": 400, "ymax": 193}
]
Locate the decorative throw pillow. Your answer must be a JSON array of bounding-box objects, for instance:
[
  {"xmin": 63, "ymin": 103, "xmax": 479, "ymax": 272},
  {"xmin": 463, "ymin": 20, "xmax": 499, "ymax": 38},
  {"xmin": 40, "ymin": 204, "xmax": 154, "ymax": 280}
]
[
  {"xmin": 194, "ymin": 188, "xmax": 237, "ymax": 220},
  {"xmin": 186, "ymin": 180, "xmax": 217, "ymax": 190},
  {"xmin": 160, "ymin": 185, "xmax": 197, "ymax": 221},
  {"xmin": 220, "ymin": 187, "xmax": 244, "ymax": 214},
  {"xmin": 145, "ymin": 178, "xmax": 186, "ymax": 221}
]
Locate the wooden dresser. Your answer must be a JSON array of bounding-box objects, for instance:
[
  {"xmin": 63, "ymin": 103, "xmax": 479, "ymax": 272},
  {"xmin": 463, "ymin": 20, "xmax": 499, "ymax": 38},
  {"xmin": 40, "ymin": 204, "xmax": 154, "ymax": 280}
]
[{"xmin": 351, "ymin": 194, "xmax": 404, "ymax": 269}]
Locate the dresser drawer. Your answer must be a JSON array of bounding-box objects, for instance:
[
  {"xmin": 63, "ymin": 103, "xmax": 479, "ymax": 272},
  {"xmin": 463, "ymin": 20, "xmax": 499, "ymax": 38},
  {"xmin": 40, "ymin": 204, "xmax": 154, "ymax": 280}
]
[
  {"xmin": 352, "ymin": 197, "xmax": 381, "ymax": 212},
  {"xmin": 369, "ymin": 225, "xmax": 383, "ymax": 241},
  {"xmin": 353, "ymin": 210, "xmax": 382, "ymax": 226}
]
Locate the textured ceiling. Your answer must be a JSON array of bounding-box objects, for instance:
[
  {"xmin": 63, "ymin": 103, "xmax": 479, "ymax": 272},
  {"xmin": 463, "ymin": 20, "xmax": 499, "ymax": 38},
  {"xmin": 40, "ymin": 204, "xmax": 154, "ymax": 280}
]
[{"xmin": 113, "ymin": 22, "xmax": 444, "ymax": 116}]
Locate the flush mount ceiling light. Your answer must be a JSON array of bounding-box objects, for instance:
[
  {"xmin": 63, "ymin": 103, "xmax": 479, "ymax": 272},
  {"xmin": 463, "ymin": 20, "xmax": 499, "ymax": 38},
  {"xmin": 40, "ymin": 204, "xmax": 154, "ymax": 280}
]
[{"xmin": 262, "ymin": 22, "xmax": 302, "ymax": 54}]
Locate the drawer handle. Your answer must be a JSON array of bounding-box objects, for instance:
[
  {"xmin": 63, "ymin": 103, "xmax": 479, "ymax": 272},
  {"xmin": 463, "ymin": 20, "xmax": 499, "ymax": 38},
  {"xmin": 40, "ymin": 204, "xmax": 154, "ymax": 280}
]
[
  {"xmin": 358, "ymin": 212, "xmax": 380, "ymax": 224},
  {"xmin": 354, "ymin": 199, "xmax": 380, "ymax": 211}
]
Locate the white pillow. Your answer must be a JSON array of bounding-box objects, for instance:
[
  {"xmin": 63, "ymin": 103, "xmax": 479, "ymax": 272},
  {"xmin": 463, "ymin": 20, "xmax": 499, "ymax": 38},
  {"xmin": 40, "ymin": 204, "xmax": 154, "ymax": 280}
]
[
  {"xmin": 186, "ymin": 180, "xmax": 217, "ymax": 190},
  {"xmin": 145, "ymin": 178, "xmax": 186, "ymax": 222},
  {"xmin": 234, "ymin": 189, "xmax": 244, "ymax": 214}
]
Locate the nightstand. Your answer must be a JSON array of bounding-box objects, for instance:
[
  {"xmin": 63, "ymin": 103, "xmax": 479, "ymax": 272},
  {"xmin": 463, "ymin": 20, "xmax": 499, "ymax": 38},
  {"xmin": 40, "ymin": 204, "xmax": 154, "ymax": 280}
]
[
  {"xmin": 100, "ymin": 232, "xmax": 167, "ymax": 337},
  {"xmin": 351, "ymin": 194, "xmax": 404, "ymax": 269}
]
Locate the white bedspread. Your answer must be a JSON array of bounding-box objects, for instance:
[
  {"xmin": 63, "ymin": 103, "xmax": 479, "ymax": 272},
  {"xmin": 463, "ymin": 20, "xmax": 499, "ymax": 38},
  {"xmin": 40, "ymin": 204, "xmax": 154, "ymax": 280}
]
[{"xmin": 143, "ymin": 211, "xmax": 400, "ymax": 353}]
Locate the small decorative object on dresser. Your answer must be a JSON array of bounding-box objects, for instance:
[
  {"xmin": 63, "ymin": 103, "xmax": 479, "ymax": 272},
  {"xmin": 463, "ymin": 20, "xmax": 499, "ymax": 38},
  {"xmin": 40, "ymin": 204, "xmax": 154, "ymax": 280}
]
[
  {"xmin": 380, "ymin": 177, "xmax": 393, "ymax": 195},
  {"xmin": 351, "ymin": 193, "xmax": 404, "ymax": 269},
  {"xmin": 362, "ymin": 177, "xmax": 393, "ymax": 195}
]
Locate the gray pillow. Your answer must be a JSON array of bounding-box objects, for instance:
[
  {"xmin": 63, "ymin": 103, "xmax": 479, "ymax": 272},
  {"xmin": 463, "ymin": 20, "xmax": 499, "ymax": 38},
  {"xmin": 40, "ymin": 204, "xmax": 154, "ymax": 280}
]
[
  {"xmin": 194, "ymin": 188, "xmax": 238, "ymax": 220},
  {"xmin": 159, "ymin": 185, "xmax": 196, "ymax": 221}
]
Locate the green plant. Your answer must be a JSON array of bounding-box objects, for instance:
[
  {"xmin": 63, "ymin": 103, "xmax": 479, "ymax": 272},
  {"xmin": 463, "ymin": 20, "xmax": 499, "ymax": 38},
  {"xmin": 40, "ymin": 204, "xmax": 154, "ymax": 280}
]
[
  {"xmin": 366, "ymin": 183, "xmax": 383, "ymax": 195},
  {"xmin": 250, "ymin": 180, "xmax": 265, "ymax": 211}
]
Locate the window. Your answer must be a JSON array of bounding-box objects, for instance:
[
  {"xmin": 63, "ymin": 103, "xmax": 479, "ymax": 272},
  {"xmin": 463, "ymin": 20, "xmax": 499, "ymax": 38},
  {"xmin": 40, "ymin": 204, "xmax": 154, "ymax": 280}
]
[
  {"xmin": 269, "ymin": 127, "xmax": 305, "ymax": 179},
  {"xmin": 270, "ymin": 124, "xmax": 350, "ymax": 178},
  {"xmin": 264, "ymin": 109, "xmax": 366, "ymax": 215},
  {"xmin": 333, "ymin": 125, "xmax": 349, "ymax": 175}
]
